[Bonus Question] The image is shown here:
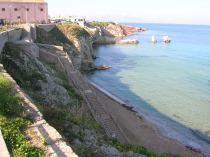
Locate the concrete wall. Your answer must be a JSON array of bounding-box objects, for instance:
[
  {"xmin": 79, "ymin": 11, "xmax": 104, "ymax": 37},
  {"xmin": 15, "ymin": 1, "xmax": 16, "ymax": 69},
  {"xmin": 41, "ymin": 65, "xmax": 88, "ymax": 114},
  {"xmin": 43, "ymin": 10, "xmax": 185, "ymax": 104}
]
[
  {"xmin": 0, "ymin": 28, "xmax": 22, "ymax": 53},
  {"xmin": 0, "ymin": 130, "xmax": 10, "ymax": 157},
  {"xmin": 37, "ymin": 24, "xmax": 56, "ymax": 32}
]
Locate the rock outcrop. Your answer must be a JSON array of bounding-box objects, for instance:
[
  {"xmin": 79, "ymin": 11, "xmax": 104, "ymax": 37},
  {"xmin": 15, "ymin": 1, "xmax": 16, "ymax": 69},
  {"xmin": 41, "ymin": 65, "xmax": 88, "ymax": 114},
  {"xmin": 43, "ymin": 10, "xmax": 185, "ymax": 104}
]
[
  {"xmin": 87, "ymin": 22, "xmax": 144, "ymax": 45},
  {"xmin": 1, "ymin": 40, "xmax": 147, "ymax": 157},
  {"xmin": 35, "ymin": 22, "xmax": 144, "ymax": 71},
  {"xmin": 1, "ymin": 42, "xmax": 71, "ymax": 106},
  {"xmin": 116, "ymin": 39, "xmax": 139, "ymax": 45},
  {"xmin": 36, "ymin": 24, "xmax": 96, "ymax": 72}
]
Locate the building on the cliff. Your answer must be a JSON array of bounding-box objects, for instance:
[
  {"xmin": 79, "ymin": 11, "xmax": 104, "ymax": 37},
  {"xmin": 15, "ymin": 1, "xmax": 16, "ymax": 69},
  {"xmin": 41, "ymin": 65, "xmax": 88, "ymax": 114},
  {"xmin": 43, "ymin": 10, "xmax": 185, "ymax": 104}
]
[{"xmin": 0, "ymin": 0, "xmax": 48, "ymax": 23}]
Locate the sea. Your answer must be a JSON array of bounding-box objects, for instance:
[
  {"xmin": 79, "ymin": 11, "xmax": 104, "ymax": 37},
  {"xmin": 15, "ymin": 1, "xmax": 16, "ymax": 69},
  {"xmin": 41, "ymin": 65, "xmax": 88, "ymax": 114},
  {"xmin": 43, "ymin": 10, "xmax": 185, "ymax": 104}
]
[{"xmin": 87, "ymin": 23, "xmax": 210, "ymax": 156}]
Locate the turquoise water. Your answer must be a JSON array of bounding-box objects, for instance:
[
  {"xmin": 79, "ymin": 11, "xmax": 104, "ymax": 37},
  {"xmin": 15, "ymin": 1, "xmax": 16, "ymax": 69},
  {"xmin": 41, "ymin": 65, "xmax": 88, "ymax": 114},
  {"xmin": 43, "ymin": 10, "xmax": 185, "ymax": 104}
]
[{"xmin": 87, "ymin": 24, "xmax": 210, "ymax": 155}]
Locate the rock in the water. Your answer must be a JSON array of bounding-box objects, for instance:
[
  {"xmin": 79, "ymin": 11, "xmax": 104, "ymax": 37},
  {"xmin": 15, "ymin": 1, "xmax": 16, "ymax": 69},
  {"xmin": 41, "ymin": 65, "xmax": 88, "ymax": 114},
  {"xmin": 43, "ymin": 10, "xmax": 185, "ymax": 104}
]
[{"xmin": 117, "ymin": 39, "xmax": 139, "ymax": 45}]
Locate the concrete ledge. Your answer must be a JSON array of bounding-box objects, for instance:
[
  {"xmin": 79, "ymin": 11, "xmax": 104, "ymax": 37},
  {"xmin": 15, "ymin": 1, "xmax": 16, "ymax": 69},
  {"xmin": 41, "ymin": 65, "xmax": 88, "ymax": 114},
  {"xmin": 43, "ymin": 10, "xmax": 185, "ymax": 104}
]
[{"xmin": 0, "ymin": 130, "xmax": 10, "ymax": 157}]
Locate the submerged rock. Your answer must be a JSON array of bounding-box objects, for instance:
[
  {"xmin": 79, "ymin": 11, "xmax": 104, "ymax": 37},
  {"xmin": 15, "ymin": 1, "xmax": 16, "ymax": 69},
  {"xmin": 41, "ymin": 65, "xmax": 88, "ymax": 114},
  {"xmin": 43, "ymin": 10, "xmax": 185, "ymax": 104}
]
[{"xmin": 117, "ymin": 39, "xmax": 139, "ymax": 45}]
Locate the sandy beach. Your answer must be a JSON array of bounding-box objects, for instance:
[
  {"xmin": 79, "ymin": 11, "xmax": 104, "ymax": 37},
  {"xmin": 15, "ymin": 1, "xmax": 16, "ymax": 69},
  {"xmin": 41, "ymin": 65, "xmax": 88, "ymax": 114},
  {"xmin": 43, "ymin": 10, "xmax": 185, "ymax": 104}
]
[{"xmin": 89, "ymin": 82, "xmax": 205, "ymax": 157}]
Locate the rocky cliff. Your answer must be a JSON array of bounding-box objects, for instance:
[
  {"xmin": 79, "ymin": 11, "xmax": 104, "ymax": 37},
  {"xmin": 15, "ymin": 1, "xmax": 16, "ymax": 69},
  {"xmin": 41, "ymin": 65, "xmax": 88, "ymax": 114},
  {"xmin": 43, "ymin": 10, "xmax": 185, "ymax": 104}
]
[
  {"xmin": 36, "ymin": 24, "xmax": 96, "ymax": 72},
  {"xmin": 0, "ymin": 25, "xmax": 186, "ymax": 157},
  {"xmin": 88, "ymin": 21, "xmax": 145, "ymax": 44},
  {"xmin": 1, "ymin": 41, "xmax": 146, "ymax": 157},
  {"xmin": 35, "ymin": 22, "xmax": 143, "ymax": 72}
]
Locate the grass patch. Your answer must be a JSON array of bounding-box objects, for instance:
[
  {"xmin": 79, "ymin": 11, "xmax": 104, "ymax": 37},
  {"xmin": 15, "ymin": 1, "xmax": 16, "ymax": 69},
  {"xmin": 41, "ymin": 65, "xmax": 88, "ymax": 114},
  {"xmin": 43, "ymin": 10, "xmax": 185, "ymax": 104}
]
[
  {"xmin": 0, "ymin": 26, "xmax": 20, "ymax": 32},
  {"xmin": 0, "ymin": 74, "xmax": 43, "ymax": 157},
  {"xmin": 0, "ymin": 26, "xmax": 9, "ymax": 32},
  {"xmin": 35, "ymin": 27, "xmax": 62, "ymax": 46},
  {"xmin": 39, "ymin": 105, "xmax": 101, "ymax": 133},
  {"xmin": 38, "ymin": 104, "xmax": 102, "ymax": 157},
  {"xmin": 111, "ymin": 140, "xmax": 181, "ymax": 157},
  {"xmin": 36, "ymin": 23, "xmax": 90, "ymax": 46},
  {"xmin": 90, "ymin": 21, "xmax": 116, "ymax": 27},
  {"xmin": 57, "ymin": 23, "xmax": 90, "ymax": 39},
  {"xmin": 73, "ymin": 144, "xmax": 98, "ymax": 157}
]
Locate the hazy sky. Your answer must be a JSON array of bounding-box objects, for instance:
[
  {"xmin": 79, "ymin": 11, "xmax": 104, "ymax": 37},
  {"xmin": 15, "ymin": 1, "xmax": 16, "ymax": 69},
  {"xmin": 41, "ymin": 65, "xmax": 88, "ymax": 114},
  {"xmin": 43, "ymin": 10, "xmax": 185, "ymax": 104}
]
[{"xmin": 48, "ymin": 0, "xmax": 210, "ymax": 25}]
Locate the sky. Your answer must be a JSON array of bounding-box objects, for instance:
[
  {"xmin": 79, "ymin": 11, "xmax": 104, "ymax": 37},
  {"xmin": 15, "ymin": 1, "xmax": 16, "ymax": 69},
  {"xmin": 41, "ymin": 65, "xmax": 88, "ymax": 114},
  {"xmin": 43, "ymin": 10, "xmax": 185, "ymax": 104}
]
[{"xmin": 48, "ymin": 0, "xmax": 210, "ymax": 25}]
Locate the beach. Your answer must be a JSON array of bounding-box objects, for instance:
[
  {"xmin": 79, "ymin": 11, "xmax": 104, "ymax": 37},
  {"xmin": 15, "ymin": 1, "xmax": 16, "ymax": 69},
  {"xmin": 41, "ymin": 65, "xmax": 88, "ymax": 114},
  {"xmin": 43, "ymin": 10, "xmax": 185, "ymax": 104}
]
[{"xmin": 89, "ymin": 82, "xmax": 204, "ymax": 157}]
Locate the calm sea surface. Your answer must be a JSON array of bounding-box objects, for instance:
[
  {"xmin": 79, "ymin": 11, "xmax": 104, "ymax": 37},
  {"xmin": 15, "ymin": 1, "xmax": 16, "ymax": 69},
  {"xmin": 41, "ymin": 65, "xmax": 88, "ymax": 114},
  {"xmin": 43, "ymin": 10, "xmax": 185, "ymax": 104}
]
[{"xmin": 87, "ymin": 23, "xmax": 210, "ymax": 155}]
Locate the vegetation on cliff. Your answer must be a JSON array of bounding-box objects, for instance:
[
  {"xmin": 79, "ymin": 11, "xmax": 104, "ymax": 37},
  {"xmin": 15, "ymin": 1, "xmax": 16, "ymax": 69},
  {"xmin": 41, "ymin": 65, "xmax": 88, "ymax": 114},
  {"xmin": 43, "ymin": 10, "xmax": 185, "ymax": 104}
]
[
  {"xmin": 36, "ymin": 23, "xmax": 90, "ymax": 46},
  {"xmin": 0, "ymin": 41, "xmax": 182, "ymax": 157},
  {"xmin": 111, "ymin": 140, "xmax": 181, "ymax": 157},
  {"xmin": 1, "ymin": 43, "xmax": 109, "ymax": 156},
  {"xmin": 0, "ymin": 74, "xmax": 43, "ymax": 157},
  {"xmin": 89, "ymin": 21, "xmax": 116, "ymax": 27},
  {"xmin": 36, "ymin": 24, "xmax": 96, "ymax": 71}
]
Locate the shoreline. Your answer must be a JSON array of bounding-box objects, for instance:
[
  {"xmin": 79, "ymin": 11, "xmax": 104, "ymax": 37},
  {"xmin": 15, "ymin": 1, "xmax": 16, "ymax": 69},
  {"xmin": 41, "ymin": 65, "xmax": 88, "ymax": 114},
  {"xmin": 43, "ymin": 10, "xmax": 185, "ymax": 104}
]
[{"xmin": 88, "ymin": 81, "xmax": 206, "ymax": 157}]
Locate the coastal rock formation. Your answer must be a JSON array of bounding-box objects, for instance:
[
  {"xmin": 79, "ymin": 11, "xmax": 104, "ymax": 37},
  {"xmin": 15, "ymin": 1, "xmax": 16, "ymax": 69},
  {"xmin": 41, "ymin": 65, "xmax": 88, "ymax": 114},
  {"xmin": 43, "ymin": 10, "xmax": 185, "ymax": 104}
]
[
  {"xmin": 104, "ymin": 23, "xmax": 145, "ymax": 37},
  {"xmin": 90, "ymin": 22, "xmax": 145, "ymax": 37},
  {"xmin": 35, "ymin": 23, "xmax": 143, "ymax": 71},
  {"xmin": 1, "ymin": 41, "xmax": 149, "ymax": 157},
  {"xmin": 87, "ymin": 22, "xmax": 143, "ymax": 45},
  {"xmin": 36, "ymin": 24, "xmax": 96, "ymax": 71},
  {"xmin": 116, "ymin": 39, "xmax": 139, "ymax": 45},
  {"xmin": 0, "ymin": 26, "xmax": 204, "ymax": 157},
  {"xmin": 1, "ymin": 42, "xmax": 71, "ymax": 106}
]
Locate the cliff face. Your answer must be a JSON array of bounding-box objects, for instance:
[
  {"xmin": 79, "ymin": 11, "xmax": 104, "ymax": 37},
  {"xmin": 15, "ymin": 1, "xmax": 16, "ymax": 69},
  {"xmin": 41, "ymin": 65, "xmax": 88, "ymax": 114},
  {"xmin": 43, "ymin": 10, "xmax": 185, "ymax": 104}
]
[
  {"xmin": 36, "ymin": 24, "xmax": 96, "ymax": 71},
  {"xmin": 87, "ymin": 22, "xmax": 145, "ymax": 44},
  {"xmin": 1, "ymin": 42, "xmax": 72, "ymax": 106},
  {"xmin": 64, "ymin": 35, "xmax": 95, "ymax": 71},
  {"xmin": 100, "ymin": 23, "xmax": 144, "ymax": 37},
  {"xmin": 35, "ymin": 22, "xmax": 144, "ymax": 71},
  {"xmin": 1, "ymin": 42, "xmax": 146, "ymax": 157}
]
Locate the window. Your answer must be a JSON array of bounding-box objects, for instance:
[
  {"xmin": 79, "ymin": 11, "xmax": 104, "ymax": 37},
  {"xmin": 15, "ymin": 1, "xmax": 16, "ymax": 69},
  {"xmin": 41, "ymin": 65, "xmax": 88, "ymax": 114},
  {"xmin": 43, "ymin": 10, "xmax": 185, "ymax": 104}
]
[
  {"xmin": 40, "ymin": 8, "xmax": 43, "ymax": 11},
  {"xmin": 14, "ymin": 8, "xmax": 18, "ymax": 11},
  {"xmin": 17, "ymin": 16, "xmax": 21, "ymax": 19},
  {"xmin": 2, "ymin": 8, "xmax": 5, "ymax": 11},
  {"xmin": 27, "ymin": 8, "xmax": 29, "ymax": 11}
]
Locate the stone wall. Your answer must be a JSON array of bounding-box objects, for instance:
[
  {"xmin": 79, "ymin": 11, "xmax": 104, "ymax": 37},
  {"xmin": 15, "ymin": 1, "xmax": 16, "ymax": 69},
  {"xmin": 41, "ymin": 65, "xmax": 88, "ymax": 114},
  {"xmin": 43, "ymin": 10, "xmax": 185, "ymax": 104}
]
[
  {"xmin": 0, "ymin": 64, "xmax": 78, "ymax": 157},
  {"xmin": 37, "ymin": 24, "xmax": 56, "ymax": 32},
  {"xmin": 0, "ymin": 130, "xmax": 10, "ymax": 157},
  {"xmin": 0, "ymin": 28, "xmax": 22, "ymax": 54}
]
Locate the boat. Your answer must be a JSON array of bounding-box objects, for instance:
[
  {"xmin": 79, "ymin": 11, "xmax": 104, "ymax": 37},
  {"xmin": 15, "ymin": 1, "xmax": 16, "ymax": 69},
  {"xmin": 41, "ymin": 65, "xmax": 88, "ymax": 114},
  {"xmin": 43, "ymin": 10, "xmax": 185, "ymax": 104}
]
[
  {"xmin": 163, "ymin": 36, "xmax": 171, "ymax": 43},
  {"xmin": 151, "ymin": 35, "xmax": 157, "ymax": 43}
]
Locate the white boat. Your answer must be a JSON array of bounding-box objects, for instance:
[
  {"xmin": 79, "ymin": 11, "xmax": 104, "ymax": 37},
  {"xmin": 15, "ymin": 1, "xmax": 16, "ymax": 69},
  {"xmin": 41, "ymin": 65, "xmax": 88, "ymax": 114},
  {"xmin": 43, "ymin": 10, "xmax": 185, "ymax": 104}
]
[
  {"xmin": 163, "ymin": 36, "xmax": 171, "ymax": 43},
  {"xmin": 151, "ymin": 35, "xmax": 157, "ymax": 43}
]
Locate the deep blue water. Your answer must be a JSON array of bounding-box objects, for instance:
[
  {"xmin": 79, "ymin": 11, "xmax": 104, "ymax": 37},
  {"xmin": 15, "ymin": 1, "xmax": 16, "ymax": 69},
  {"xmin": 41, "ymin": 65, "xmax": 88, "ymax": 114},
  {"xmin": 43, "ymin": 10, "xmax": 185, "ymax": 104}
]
[{"xmin": 87, "ymin": 23, "xmax": 210, "ymax": 155}]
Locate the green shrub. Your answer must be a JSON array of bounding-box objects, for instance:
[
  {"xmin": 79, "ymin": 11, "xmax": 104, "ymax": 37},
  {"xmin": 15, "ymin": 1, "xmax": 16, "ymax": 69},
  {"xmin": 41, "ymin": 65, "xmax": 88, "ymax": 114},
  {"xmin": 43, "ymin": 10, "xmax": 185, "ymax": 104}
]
[
  {"xmin": 36, "ymin": 23, "xmax": 90, "ymax": 46},
  {"xmin": 111, "ymin": 140, "xmax": 181, "ymax": 157},
  {"xmin": 56, "ymin": 23, "xmax": 90, "ymax": 39},
  {"xmin": 0, "ymin": 75, "xmax": 22, "ymax": 117},
  {"xmin": 73, "ymin": 144, "xmax": 97, "ymax": 157},
  {"xmin": 90, "ymin": 21, "xmax": 116, "ymax": 27},
  {"xmin": 0, "ymin": 74, "xmax": 44, "ymax": 157}
]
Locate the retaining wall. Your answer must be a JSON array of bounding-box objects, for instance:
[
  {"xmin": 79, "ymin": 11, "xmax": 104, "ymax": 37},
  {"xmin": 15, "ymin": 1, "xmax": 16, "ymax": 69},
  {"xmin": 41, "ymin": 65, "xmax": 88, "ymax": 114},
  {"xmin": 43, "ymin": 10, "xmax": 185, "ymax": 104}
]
[
  {"xmin": 0, "ymin": 130, "xmax": 10, "ymax": 157},
  {"xmin": 0, "ymin": 29, "xmax": 22, "ymax": 54},
  {"xmin": 0, "ymin": 64, "xmax": 78, "ymax": 157}
]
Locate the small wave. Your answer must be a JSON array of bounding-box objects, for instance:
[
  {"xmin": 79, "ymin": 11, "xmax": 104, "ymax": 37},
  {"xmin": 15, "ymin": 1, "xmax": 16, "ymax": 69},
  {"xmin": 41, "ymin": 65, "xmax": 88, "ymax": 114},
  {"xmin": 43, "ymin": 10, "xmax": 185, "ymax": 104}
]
[
  {"xmin": 139, "ymin": 55, "xmax": 168, "ymax": 58},
  {"xmin": 191, "ymin": 130, "xmax": 210, "ymax": 145}
]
